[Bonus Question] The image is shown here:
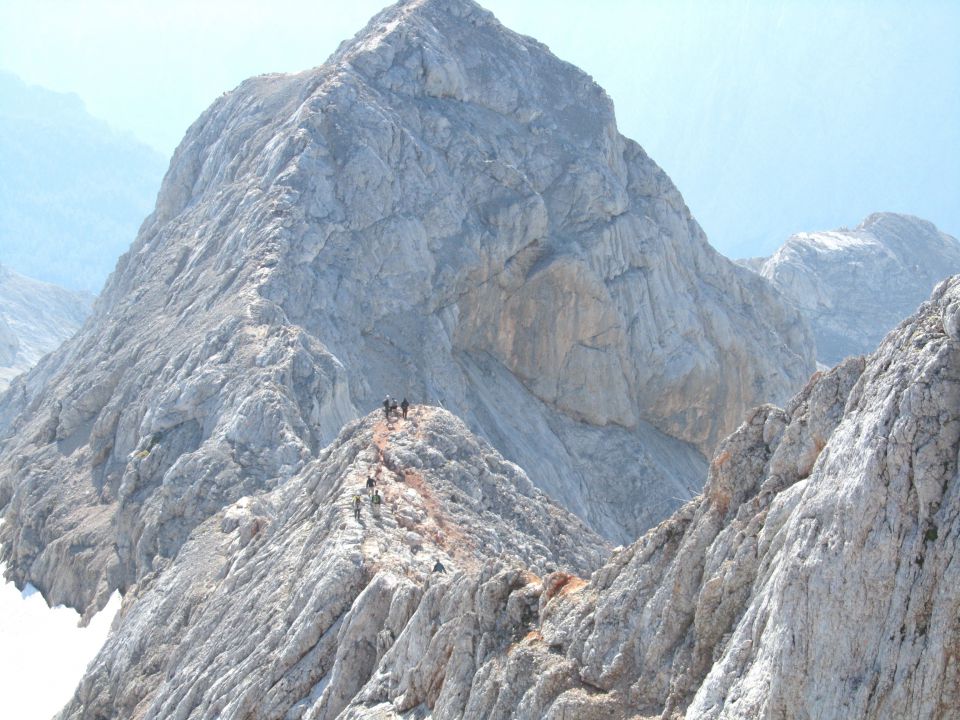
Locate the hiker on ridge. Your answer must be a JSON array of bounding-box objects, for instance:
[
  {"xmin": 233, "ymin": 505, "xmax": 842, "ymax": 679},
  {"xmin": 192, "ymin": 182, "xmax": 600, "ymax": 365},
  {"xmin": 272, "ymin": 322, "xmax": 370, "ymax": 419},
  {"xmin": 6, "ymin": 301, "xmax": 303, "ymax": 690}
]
[
  {"xmin": 401, "ymin": 398, "xmax": 409, "ymax": 420},
  {"xmin": 366, "ymin": 475, "xmax": 376, "ymax": 494},
  {"xmin": 383, "ymin": 395, "xmax": 391, "ymax": 420},
  {"xmin": 353, "ymin": 493, "xmax": 362, "ymax": 521},
  {"xmin": 433, "ymin": 559, "xmax": 446, "ymax": 573}
]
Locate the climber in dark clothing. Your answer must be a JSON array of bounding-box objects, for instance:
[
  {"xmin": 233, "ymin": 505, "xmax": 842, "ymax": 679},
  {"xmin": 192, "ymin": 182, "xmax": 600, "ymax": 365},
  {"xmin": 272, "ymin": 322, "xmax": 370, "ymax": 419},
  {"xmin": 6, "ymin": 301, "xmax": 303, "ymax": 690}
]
[
  {"xmin": 433, "ymin": 559, "xmax": 446, "ymax": 573},
  {"xmin": 353, "ymin": 493, "xmax": 362, "ymax": 521},
  {"xmin": 366, "ymin": 476, "xmax": 376, "ymax": 494},
  {"xmin": 383, "ymin": 395, "xmax": 391, "ymax": 419},
  {"xmin": 390, "ymin": 400, "xmax": 399, "ymax": 418},
  {"xmin": 401, "ymin": 398, "xmax": 409, "ymax": 419}
]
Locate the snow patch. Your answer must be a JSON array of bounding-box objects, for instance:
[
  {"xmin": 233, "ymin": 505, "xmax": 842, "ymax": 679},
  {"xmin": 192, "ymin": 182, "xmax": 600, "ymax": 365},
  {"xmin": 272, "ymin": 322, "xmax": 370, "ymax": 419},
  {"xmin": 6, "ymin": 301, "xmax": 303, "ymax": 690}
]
[{"xmin": 0, "ymin": 522, "xmax": 121, "ymax": 719}]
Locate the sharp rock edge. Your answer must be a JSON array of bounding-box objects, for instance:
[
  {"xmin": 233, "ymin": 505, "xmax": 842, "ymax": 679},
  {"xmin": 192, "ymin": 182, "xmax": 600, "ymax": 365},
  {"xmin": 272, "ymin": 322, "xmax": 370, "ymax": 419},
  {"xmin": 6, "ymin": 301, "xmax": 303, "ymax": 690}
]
[
  {"xmin": 56, "ymin": 407, "xmax": 609, "ymax": 720},
  {"xmin": 0, "ymin": 0, "xmax": 812, "ymax": 622}
]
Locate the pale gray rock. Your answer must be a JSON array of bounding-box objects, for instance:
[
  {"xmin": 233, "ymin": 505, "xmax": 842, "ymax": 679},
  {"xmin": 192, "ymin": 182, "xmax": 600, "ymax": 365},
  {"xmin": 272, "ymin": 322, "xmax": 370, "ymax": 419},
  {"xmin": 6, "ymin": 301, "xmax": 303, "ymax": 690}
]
[
  {"xmin": 742, "ymin": 212, "xmax": 960, "ymax": 366},
  {"xmin": 0, "ymin": 264, "xmax": 93, "ymax": 390},
  {"xmin": 343, "ymin": 275, "xmax": 955, "ymax": 719},
  {"xmin": 54, "ymin": 408, "xmax": 608, "ymax": 720},
  {"xmin": 0, "ymin": 0, "xmax": 811, "ymax": 621},
  {"xmin": 54, "ymin": 276, "xmax": 959, "ymax": 720}
]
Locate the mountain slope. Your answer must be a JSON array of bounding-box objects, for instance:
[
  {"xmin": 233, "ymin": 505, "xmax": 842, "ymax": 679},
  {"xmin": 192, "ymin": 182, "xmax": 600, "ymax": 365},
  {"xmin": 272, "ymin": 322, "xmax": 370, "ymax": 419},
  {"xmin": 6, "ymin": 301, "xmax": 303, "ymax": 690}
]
[
  {"xmin": 334, "ymin": 276, "xmax": 958, "ymax": 719},
  {"xmin": 0, "ymin": 265, "xmax": 93, "ymax": 391},
  {"xmin": 742, "ymin": 212, "xmax": 960, "ymax": 365},
  {"xmin": 0, "ymin": 0, "xmax": 812, "ymax": 619},
  {"xmin": 0, "ymin": 72, "xmax": 167, "ymax": 293},
  {"xmin": 55, "ymin": 408, "xmax": 608, "ymax": 719},
  {"xmin": 54, "ymin": 281, "xmax": 960, "ymax": 719}
]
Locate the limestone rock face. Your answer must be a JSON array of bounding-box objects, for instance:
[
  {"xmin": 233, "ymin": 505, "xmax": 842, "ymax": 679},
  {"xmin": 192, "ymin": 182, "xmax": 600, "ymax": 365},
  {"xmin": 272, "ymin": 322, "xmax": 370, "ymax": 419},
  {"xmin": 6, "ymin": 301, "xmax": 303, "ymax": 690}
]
[
  {"xmin": 743, "ymin": 212, "xmax": 960, "ymax": 366},
  {"xmin": 54, "ymin": 407, "xmax": 608, "ymax": 720},
  {"xmin": 343, "ymin": 275, "xmax": 956, "ymax": 720},
  {"xmin": 56, "ymin": 278, "xmax": 958, "ymax": 720},
  {"xmin": 0, "ymin": 0, "xmax": 812, "ymax": 619},
  {"xmin": 0, "ymin": 264, "xmax": 94, "ymax": 390}
]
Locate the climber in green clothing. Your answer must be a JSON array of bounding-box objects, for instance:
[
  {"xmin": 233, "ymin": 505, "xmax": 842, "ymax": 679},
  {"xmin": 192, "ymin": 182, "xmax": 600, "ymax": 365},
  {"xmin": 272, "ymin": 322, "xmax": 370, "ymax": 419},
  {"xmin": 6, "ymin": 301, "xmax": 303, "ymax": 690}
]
[{"xmin": 371, "ymin": 490, "xmax": 382, "ymax": 514}]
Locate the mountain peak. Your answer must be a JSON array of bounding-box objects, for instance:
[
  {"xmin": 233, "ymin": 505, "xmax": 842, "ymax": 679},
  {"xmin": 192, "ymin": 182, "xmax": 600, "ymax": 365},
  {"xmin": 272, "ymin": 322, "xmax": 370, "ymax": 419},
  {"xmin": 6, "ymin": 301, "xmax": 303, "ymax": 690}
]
[{"xmin": 1, "ymin": 0, "xmax": 811, "ymax": 623}]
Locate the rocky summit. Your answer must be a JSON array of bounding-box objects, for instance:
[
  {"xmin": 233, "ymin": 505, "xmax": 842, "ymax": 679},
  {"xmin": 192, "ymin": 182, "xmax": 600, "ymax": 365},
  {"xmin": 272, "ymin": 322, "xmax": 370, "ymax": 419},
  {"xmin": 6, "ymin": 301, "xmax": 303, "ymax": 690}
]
[
  {"xmin": 1, "ymin": 1, "xmax": 955, "ymax": 719},
  {"xmin": 0, "ymin": 0, "xmax": 815, "ymax": 624},
  {"xmin": 741, "ymin": 212, "xmax": 960, "ymax": 366}
]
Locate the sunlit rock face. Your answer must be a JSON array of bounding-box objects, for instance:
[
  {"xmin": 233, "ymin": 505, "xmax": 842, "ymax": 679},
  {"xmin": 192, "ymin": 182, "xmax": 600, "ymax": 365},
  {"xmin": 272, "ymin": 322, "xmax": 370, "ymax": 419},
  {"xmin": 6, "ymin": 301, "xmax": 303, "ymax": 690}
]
[
  {"xmin": 0, "ymin": 0, "xmax": 813, "ymax": 626},
  {"xmin": 743, "ymin": 212, "xmax": 960, "ymax": 366},
  {"xmin": 54, "ymin": 279, "xmax": 960, "ymax": 719},
  {"xmin": 55, "ymin": 408, "xmax": 610, "ymax": 720},
  {"xmin": 334, "ymin": 277, "xmax": 958, "ymax": 720}
]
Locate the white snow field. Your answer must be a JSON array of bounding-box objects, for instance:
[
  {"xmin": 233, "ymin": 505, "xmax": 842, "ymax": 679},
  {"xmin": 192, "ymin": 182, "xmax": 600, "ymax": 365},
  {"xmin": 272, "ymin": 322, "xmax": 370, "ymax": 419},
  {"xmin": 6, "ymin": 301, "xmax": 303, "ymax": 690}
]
[{"xmin": 0, "ymin": 522, "xmax": 121, "ymax": 719}]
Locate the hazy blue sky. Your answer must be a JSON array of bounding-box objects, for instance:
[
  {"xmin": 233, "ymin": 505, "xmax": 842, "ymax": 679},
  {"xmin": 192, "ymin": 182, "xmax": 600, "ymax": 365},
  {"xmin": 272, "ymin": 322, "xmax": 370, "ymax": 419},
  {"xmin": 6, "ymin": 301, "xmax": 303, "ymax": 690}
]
[{"xmin": 1, "ymin": 0, "xmax": 957, "ymax": 258}]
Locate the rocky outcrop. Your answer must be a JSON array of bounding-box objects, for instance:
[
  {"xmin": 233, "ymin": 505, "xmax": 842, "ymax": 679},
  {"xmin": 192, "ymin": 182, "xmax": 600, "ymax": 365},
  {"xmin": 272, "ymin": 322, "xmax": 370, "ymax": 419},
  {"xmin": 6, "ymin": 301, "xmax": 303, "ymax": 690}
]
[
  {"xmin": 0, "ymin": 264, "xmax": 93, "ymax": 390},
  {"xmin": 742, "ymin": 212, "xmax": 960, "ymax": 365},
  {"xmin": 57, "ymin": 277, "xmax": 959, "ymax": 719},
  {"xmin": 328, "ymin": 275, "xmax": 957, "ymax": 720},
  {"xmin": 0, "ymin": 0, "xmax": 812, "ymax": 620},
  {"xmin": 55, "ymin": 407, "xmax": 608, "ymax": 720}
]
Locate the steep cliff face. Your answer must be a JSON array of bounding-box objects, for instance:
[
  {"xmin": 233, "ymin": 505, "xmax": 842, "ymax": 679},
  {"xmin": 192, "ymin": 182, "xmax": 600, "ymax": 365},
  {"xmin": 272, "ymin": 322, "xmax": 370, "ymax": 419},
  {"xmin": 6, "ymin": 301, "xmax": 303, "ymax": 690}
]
[
  {"xmin": 0, "ymin": 0, "xmax": 812, "ymax": 618},
  {"xmin": 56, "ymin": 278, "xmax": 959, "ymax": 720},
  {"xmin": 0, "ymin": 265, "xmax": 94, "ymax": 391},
  {"xmin": 55, "ymin": 408, "xmax": 608, "ymax": 720},
  {"xmin": 743, "ymin": 212, "xmax": 960, "ymax": 365},
  {"xmin": 327, "ymin": 275, "xmax": 957, "ymax": 720}
]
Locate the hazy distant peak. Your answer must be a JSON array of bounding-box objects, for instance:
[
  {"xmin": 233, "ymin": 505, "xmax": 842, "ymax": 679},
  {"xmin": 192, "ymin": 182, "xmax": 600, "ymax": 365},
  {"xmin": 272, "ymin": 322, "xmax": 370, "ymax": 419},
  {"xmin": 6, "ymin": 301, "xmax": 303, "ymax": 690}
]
[{"xmin": 742, "ymin": 212, "xmax": 960, "ymax": 365}]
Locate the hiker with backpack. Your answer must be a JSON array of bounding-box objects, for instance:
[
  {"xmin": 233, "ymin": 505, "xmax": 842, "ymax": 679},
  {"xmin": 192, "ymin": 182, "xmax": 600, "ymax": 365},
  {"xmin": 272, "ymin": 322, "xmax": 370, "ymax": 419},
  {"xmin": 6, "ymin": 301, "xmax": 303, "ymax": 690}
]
[
  {"xmin": 371, "ymin": 490, "xmax": 382, "ymax": 514},
  {"xmin": 352, "ymin": 493, "xmax": 363, "ymax": 521},
  {"xmin": 366, "ymin": 475, "xmax": 376, "ymax": 494},
  {"xmin": 383, "ymin": 395, "xmax": 391, "ymax": 420},
  {"xmin": 401, "ymin": 398, "xmax": 409, "ymax": 419}
]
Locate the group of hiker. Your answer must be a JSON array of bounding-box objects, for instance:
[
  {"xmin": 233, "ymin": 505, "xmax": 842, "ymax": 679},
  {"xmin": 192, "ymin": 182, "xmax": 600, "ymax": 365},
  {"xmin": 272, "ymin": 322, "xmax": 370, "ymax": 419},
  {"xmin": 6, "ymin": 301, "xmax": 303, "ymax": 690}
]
[
  {"xmin": 349, "ymin": 468, "xmax": 447, "ymax": 574},
  {"xmin": 350, "ymin": 396, "xmax": 447, "ymax": 574},
  {"xmin": 383, "ymin": 394, "xmax": 410, "ymax": 420},
  {"xmin": 352, "ymin": 475, "xmax": 382, "ymax": 521}
]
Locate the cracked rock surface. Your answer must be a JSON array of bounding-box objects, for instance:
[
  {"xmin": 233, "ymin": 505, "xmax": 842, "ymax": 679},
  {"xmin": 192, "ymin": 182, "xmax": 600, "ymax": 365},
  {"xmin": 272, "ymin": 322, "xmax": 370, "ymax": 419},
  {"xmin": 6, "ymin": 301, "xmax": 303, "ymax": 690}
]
[
  {"xmin": 353, "ymin": 275, "xmax": 956, "ymax": 720},
  {"xmin": 55, "ymin": 407, "xmax": 608, "ymax": 720},
  {"xmin": 56, "ymin": 277, "xmax": 960, "ymax": 720},
  {"xmin": 0, "ymin": 0, "xmax": 813, "ymax": 617}
]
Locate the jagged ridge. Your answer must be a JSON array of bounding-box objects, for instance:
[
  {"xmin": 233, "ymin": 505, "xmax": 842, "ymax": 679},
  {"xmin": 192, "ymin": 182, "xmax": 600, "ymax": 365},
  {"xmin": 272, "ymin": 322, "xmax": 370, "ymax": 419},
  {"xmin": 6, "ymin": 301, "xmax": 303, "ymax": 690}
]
[{"xmin": 55, "ymin": 407, "xmax": 608, "ymax": 719}]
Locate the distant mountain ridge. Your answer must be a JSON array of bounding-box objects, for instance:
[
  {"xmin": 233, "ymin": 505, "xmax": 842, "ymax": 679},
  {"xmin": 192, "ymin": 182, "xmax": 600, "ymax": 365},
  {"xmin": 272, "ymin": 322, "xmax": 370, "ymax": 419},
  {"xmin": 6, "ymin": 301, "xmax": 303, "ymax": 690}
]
[
  {"xmin": 0, "ymin": 71, "xmax": 166, "ymax": 293},
  {"xmin": 0, "ymin": 264, "xmax": 92, "ymax": 391},
  {"xmin": 740, "ymin": 212, "xmax": 960, "ymax": 365}
]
